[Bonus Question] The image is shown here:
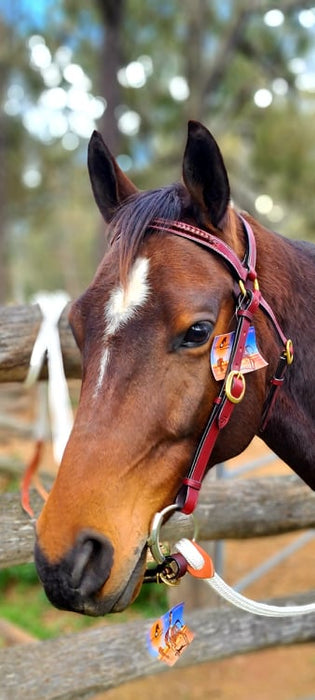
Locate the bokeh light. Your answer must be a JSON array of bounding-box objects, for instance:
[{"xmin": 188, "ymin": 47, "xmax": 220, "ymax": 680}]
[
  {"xmin": 263, "ymin": 10, "xmax": 284, "ymax": 27},
  {"xmin": 253, "ymin": 88, "xmax": 273, "ymax": 108},
  {"xmin": 255, "ymin": 194, "xmax": 273, "ymax": 215},
  {"xmin": 168, "ymin": 76, "xmax": 190, "ymax": 101},
  {"xmin": 298, "ymin": 9, "xmax": 315, "ymax": 28},
  {"xmin": 21, "ymin": 166, "xmax": 42, "ymax": 189},
  {"xmin": 118, "ymin": 110, "xmax": 141, "ymax": 135}
]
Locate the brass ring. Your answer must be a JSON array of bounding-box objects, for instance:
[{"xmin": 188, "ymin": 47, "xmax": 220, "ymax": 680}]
[
  {"xmin": 147, "ymin": 504, "xmax": 198, "ymax": 565},
  {"xmin": 147, "ymin": 504, "xmax": 179, "ymax": 564},
  {"xmin": 225, "ymin": 370, "xmax": 246, "ymax": 404},
  {"xmin": 285, "ymin": 339, "xmax": 294, "ymax": 365}
]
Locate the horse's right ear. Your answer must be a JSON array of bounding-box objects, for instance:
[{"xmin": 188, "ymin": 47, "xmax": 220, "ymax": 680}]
[
  {"xmin": 183, "ymin": 121, "xmax": 230, "ymax": 229},
  {"xmin": 87, "ymin": 131, "xmax": 138, "ymax": 222}
]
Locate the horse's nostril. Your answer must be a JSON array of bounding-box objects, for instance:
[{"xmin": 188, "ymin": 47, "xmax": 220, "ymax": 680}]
[
  {"xmin": 69, "ymin": 530, "xmax": 114, "ymax": 597},
  {"xmin": 70, "ymin": 538, "xmax": 94, "ymax": 589},
  {"xmin": 34, "ymin": 529, "xmax": 115, "ymax": 612}
]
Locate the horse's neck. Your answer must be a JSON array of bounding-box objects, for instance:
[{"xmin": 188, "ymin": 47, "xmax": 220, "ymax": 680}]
[{"xmin": 255, "ymin": 223, "xmax": 315, "ymax": 489}]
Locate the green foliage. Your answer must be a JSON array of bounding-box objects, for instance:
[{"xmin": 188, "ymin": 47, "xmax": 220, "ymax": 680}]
[
  {"xmin": 133, "ymin": 582, "xmax": 168, "ymax": 618},
  {"xmin": 253, "ymin": 105, "xmax": 315, "ymax": 192},
  {"xmin": 0, "ymin": 567, "xmax": 98, "ymax": 639},
  {"xmin": 0, "ymin": 562, "xmax": 38, "ymax": 588},
  {"xmin": 2, "ymin": 1, "xmax": 315, "ymax": 303},
  {"xmin": 0, "ymin": 562, "xmax": 167, "ymax": 640}
]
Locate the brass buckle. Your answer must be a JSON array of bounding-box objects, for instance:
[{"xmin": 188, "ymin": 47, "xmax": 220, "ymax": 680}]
[
  {"xmin": 225, "ymin": 370, "xmax": 246, "ymax": 404},
  {"xmin": 239, "ymin": 277, "xmax": 259, "ymax": 296},
  {"xmin": 284, "ymin": 339, "xmax": 294, "ymax": 365},
  {"xmin": 239, "ymin": 279, "xmax": 246, "ymax": 297}
]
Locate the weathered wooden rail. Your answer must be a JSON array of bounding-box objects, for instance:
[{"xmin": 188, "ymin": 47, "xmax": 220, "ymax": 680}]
[
  {"xmin": 1, "ymin": 476, "xmax": 315, "ymax": 568},
  {"xmin": 0, "ymin": 303, "xmax": 81, "ymax": 382},
  {"xmin": 2, "ymin": 592, "xmax": 315, "ymax": 700}
]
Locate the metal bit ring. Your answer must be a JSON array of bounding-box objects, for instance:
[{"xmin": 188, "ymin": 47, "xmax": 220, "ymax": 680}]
[
  {"xmin": 147, "ymin": 502, "xmax": 198, "ymax": 566},
  {"xmin": 147, "ymin": 503, "xmax": 179, "ymax": 565}
]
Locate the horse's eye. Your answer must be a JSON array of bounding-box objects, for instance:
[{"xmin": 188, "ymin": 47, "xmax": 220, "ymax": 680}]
[{"xmin": 180, "ymin": 321, "xmax": 213, "ymax": 348}]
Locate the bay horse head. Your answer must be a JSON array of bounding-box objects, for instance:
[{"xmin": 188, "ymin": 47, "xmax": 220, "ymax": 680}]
[{"xmin": 34, "ymin": 121, "xmax": 298, "ymax": 615}]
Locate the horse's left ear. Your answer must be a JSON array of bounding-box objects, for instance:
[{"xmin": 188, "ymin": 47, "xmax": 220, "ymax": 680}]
[
  {"xmin": 183, "ymin": 121, "xmax": 230, "ymax": 229},
  {"xmin": 88, "ymin": 131, "xmax": 138, "ymax": 222}
]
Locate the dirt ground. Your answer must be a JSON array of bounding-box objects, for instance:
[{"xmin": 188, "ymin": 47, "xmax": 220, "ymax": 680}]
[
  {"xmin": 1, "ymin": 385, "xmax": 315, "ymax": 699},
  {"xmin": 96, "ymin": 645, "xmax": 315, "ymax": 700}
]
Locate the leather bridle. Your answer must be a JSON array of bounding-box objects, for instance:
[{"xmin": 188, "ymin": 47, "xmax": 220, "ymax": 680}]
[{"xmin": 150, "ymin": 215, "xmax": 293, "ymax": 516}]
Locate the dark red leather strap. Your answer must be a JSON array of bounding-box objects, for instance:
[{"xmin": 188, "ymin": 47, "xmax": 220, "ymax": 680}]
[
  {"xmin": 176, "ymin": 287, "xmax": 261, "ymax": 514},
  {"xmin": 259, "ymin": 353, "xmax": 289, "ymax": 433},
  {"xmin": 150, "ymin": 215, "xmax": 293, "ymax": 515},
  {"xmin": 259, "ymin": 297, "xmax": 288, "ymax": 347},
  {"xmin": 151, "ymin": 219, "xmax": 250, "ymax": 282}
]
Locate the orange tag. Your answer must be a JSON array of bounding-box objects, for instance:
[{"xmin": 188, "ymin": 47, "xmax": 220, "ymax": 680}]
[
  {"xmin": 211, "ymin": 326, "xmax": 268, "ymax": 381},
  {"xmin": 186, "ymin": 542, "xmax": 214, "ymax": 579}
]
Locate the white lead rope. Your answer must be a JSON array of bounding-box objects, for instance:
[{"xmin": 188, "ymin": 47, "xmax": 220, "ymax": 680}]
[
  {"xmin": 175, "ymin": 538, "xmax": 315, "ymax": 617},
  {"xmin": 24, "ymin": 291, "xmax": 73, "ymax": 464}
]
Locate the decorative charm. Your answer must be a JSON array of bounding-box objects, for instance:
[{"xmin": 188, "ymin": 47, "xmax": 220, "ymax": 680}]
[
  {"xmin": 211, "ymin": 326, "xmax": 268, "ymax": 381},
  {"xmin": 147, "ymin": 602, "xmax": 194, "ymax": 666}
]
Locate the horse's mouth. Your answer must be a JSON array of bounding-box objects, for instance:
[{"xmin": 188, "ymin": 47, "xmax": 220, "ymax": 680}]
[
  {"xmin": 111, "ymin": 547, "xmax": 148, "ymax": 612},
  {"xmin": 82, "ymin": 545, "xmax": 148, "ymax": 616}
]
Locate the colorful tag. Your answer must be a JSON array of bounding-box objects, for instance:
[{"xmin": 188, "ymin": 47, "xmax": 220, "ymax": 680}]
[
  {"xmin": 210, "ymin": 326, "xmax": 268, "ymax": 381},
  {"xmin": 147, "ymin": 602, "xmax": 194, "ymax": 666}
]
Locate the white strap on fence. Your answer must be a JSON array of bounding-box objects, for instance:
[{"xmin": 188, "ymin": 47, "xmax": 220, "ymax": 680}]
[
  {"xmin": 175, "ymin": 538, "xmax": 315, "ymax": 617},
  {"xmin": 24, "ymin": 291, "xmax": 73, "ymax": 464}
]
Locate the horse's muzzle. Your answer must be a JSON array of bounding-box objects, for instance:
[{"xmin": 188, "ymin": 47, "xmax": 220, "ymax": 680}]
[{"xmin": 34, "ymin": 529, "xmax": 114, "ymax": 615}]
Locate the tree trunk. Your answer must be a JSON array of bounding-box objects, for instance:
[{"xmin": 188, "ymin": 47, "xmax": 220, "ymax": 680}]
[
  {"xmin": 96, "ymin": 0, "xmax": 125, "ymax": 155},
  {"xmin": 94, "ymin": 0, "xmax": 126, "ymax": 262},
  {"xmin": 184, "ymin": 0, "xmax": 208, "ymax": 121}
]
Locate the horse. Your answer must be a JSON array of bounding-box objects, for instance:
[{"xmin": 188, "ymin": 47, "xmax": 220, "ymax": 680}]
[{"xmin": 34, "ymin": 120, "xmax": 315, "ymax": 616}]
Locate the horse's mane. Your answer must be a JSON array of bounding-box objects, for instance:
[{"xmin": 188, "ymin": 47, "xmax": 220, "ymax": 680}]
[{"xmin": 110, "ymin": 182, "xmax": 189, "ymax": 282}]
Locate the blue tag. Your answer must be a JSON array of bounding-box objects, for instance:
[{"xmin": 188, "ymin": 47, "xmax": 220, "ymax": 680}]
[
  {"xmin": 147, "ymin": 602, "xmax": 194, "ymax": 666},
  {"xmin": 210, "ymin": 326, "xmax": 268, "ymax": 381}
]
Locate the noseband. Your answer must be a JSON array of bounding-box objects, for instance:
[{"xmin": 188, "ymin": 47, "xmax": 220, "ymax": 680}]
[{"xmin": 150, "ymin": 215, "xmax": 293, "ymax": 516}]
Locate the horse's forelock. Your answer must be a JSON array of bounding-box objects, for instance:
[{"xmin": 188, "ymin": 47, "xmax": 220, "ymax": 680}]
[{"xmin": 109, "ymin": 183, "xmax": 187, "ymax": 283}]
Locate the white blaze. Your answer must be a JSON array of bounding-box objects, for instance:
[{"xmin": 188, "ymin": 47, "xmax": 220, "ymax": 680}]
[
  {"xmin": 106, "ymin": 257, "xmax": 150, "ymax": 334},
  {"xmin": 95, "ymin": 346, "xmax": 110, "ymax": 395},
  {"xmin": 95, "ymin": 257, "xmax": 150, "ymax": 395}
]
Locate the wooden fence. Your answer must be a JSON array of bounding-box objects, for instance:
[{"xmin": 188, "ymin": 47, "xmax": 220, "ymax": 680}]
[
  {"xmin": 0, "ymin": 303, "xmax": 80, "ymax": 383},
  {"xmin": 1, "ymin": 304, "xmax": 315, "ymax": 699}
]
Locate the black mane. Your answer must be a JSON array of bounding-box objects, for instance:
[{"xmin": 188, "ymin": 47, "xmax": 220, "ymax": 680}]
[{"xmin": 110, "ymin": 182, "xmax": 189, "ymax": 278}]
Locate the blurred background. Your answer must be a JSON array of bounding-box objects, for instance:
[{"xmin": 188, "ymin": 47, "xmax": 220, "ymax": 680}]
[
  {"xmin": 2, "ymin": 0, "xmax": 315, "ymax": 306},
  {"xmin": 1, "ymin": 2, "xmax": 315, "ymax": 697}
]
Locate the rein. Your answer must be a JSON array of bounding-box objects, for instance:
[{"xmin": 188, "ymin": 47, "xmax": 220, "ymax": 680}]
[{"xmin": 150, "ymin": 215, "xmax": 293, "ymax": 516}]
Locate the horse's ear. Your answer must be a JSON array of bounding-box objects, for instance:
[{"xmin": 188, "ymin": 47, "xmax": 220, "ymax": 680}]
[
  {"xmin": 183, "ymin": 121, "xmax": 230, "ymax": 229},
  {"xmin": 87, "ymin": 131, "xmax": 138, "ymax": 222}
]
